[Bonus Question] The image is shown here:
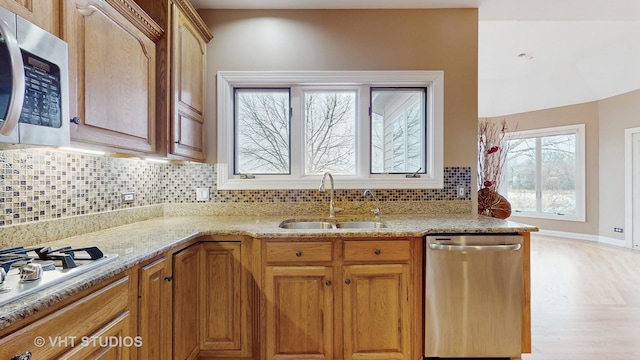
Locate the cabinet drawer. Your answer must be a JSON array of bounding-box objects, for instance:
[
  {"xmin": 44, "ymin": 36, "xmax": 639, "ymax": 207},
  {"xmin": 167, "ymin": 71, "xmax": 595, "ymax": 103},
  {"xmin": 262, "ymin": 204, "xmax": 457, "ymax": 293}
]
[
  {"xmin": 0, "ymin": 275, "xmax": 130, "ymax": 359},
  {"xmin": 265, "ymin": 242, "xmax": 333, "ymax": 263},
  {"xmin": 343, "ymin": 240, "xmax": 411, "ymax": 262}
]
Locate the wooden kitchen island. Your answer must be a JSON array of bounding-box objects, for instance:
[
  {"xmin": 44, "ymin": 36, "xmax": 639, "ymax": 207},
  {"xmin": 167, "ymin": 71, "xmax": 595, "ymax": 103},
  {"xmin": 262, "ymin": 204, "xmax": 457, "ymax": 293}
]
[{"xmin": 0, "ymin": 214, "xmax": 536, "ymax": 360}]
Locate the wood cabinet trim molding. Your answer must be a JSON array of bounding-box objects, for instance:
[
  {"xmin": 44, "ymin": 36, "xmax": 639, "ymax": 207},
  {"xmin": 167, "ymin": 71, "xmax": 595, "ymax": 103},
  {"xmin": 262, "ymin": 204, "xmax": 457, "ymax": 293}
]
[
  {"xmin": 172, "ymin": 0, "xmax": 213, "ymax": 41},
  {"xmin": 104, "ymin": 0, "xmax": 164, "ymax": 41}
]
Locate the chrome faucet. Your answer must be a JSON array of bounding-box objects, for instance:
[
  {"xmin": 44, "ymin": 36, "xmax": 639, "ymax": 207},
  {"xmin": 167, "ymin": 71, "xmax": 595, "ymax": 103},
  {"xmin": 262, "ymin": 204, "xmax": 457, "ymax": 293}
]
[
  {"xmin": 363, "ymin": 189, "xmax": 381, "ymax": 218},
  {"xmin": 319, "ymin": 172, "xmax": 343, "ymax": 217}
]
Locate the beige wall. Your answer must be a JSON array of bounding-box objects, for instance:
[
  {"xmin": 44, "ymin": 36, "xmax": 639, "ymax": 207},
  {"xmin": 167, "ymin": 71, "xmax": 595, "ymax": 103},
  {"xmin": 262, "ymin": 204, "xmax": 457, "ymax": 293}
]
[
  {"xmin": 598, "ymin": 89, "xmax": 640, "ymax": 241},
  {"xmin": 488, "ymin": 89, "xmax": 640, "ymax": 242},
  {"xmin": 199, "ymin": 9, "xmax": 479, "ymax": 171},
  {"xmin": 486, "ymin": 103, "xmax": 600, "ymax": 236}
]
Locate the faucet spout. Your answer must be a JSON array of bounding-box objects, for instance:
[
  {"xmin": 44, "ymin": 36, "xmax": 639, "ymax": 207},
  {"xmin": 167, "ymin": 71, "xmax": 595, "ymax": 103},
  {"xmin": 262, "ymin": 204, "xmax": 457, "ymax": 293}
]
[
  {"xmin": 319, "ymin": 172, "xmax": 342, "ymax": 217},
  {"xmin": 363, "ymin": 189, "xmax": 381, "ymax": 218}
]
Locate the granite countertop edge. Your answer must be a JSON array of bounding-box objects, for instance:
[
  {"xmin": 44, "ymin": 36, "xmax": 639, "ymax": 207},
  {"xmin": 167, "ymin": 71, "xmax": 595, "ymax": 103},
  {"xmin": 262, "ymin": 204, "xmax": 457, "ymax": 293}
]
[{"xmin": 0, "ymin": 214, "xmax": 538, "ymax": 331}]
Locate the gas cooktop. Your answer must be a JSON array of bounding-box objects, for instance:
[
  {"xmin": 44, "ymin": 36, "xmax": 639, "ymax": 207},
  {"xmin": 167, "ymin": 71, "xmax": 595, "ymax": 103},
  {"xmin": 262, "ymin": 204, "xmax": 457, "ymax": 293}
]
[{"xmin": 0, "ymin": 246, "xmax": 119, "ymax": 307}]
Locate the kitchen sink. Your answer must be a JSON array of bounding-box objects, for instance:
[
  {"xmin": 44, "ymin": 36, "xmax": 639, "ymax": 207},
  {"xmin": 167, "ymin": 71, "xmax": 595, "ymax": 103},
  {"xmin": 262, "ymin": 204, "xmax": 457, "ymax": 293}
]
[
  {"xmin": 279, "ymin": 221, "xmax": 336, "ymax": 229},
  {"xmin": 279, "ymin": 220, "xmax": 388, "ymax": 229},
  {"xmin": 335, "ymin": 221, "xmax": 387, "ymax": 229}
]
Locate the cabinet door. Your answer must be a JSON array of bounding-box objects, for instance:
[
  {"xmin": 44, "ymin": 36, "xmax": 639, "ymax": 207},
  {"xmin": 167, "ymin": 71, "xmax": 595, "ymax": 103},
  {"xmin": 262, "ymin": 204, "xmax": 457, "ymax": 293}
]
[
  {"xmin": 264, "ymin": 266, "xmax": 333, "ymax": 360},
  {"xmin": 199, "ymin": 242, "xmax": 250, "ymax": 355},
  {"xmin": 64, "ymin": 0, "xmax": 158, "ymax": 154},
  {"xmin": 0, "ymin": 0, "xmax": 60, "ymax": 35},
  {"xmin": 342, "ymin": 264, "xmax": 410, "ymax": 360},
  {"xmin": 138, "ymin": 256, "xmax": 172, "ymax": 360},
  {"xmin": 173, "ymin": 244, "xmax": 200, "ymax": 360},
  {"xmin": 170, "ymin": 3, "xmax": 207, "ymax": 160}
]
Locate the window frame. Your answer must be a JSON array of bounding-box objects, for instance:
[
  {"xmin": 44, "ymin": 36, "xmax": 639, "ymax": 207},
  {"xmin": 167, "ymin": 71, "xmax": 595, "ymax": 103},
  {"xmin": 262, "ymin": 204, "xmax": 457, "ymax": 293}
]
[
  {"xmin": 217, "ymin": 71, "xmax": 444, "ymax": 190},
  {"xmin": 370, "ymin": 87, "xmax": 427, "ymax": 174},
  {"xmin": 503, "ymin": 124, "xmax": 586, "ymax": 222}
]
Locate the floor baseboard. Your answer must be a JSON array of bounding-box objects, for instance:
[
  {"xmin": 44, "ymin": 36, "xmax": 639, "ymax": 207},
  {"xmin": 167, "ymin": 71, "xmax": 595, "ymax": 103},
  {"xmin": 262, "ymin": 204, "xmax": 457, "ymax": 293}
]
[{"xmin": 535, "ymin": 229, "xmax": 627, "ymax": 247}]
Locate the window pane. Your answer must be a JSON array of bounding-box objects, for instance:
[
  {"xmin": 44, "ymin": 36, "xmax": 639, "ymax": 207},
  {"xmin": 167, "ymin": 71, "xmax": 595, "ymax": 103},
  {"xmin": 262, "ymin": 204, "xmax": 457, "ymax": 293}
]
[
  {"xmin": 506, "ymin": 138, "xmax": 537, "ymax": 212},
  {"xmin": 234, "ymin": 89, "xmax": 290, "ymax": 174},
  {"xmin": 304, "ymin": 91, "xmax": 356, "ymax": 175},
  {"xmin": 541, "ymin": 134, "xmax": 577, "ymax": 215},
  {"xmin": 370, "ymin": 88, "xmax": 426, "ymax": 174}
]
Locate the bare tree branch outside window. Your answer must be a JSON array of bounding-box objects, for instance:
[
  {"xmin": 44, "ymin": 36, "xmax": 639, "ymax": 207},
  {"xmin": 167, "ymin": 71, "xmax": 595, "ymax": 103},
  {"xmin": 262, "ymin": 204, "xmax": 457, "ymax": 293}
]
[
  {"xmin": 304, "ymin": 91, "xmax": 356, "ymax": 175},
  {"xmin": 235, "ymin": 89, "xmax": 290, "ymax": 174}
]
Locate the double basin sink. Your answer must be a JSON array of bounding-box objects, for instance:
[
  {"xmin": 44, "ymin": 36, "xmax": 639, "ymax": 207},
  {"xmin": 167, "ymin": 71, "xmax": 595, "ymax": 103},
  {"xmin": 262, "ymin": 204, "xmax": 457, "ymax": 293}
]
[{"xmin": 279, "ymin": 220, "xmax": 388, "ymax": 229}]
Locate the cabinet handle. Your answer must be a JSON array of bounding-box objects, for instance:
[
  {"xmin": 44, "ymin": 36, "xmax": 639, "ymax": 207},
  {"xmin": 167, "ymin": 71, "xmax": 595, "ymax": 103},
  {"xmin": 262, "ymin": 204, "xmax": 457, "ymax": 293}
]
[
  {"xmin": 374, "ymin": 249, "xmax": 381, "ymax": 255},
  {"xmin": 325, "ymin": 280, "xmax": 332, "ymax": 286},
  {"xmin": 0, "ymin": 18, "xmax": 24, "ymax": 136},
  {"xmin": 175, "ymin": 140, "xmax": 180, "ymax": 144},
  {"xmin": 164, "ymin": 275, "xmax": 173, "ymax": 282},
  {"xmin": 295, "ymin": 251, "xmax": 302, "ymax": 257},
  {"xmin": 70, "ymin": 116, "xmax": 81, "ymax": 124},
  {"xmin": 11, "ymin": 351, "xmax": 32, "ymax": 360},
  {"xmin": 345, "ymin": 278, "xmax": 351, "ymax": 285}
]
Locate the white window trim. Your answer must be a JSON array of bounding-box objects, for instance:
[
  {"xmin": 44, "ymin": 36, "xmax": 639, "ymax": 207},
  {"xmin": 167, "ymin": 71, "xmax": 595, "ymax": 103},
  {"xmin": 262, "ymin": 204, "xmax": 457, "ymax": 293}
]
[
  {"xmin": 217, "ymin": 70, "xmax": 444, "ymax": 190},
  {"xmin": 504, "ymin": 124, "xmax": 586, "ymax": 222}
]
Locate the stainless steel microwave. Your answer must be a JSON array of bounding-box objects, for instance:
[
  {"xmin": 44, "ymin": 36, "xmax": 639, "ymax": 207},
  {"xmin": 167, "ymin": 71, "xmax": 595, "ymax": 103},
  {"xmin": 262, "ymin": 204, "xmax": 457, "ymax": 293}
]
[{"xmin": 0, "ymin": 6, "xmax": 70, "ymax": 147}]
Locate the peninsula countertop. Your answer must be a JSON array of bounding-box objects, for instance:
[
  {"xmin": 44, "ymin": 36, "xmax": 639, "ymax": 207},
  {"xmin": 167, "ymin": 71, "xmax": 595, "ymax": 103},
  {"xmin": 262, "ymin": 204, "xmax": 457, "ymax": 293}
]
[{"xmin": 0, "ymin": 214, "xmax": 538, "ymax": 330}]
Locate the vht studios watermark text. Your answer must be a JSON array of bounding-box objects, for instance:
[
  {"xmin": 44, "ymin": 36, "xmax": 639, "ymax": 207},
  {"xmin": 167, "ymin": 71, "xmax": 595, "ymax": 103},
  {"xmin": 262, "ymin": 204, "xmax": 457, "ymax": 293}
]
[{"xmin": 34, "ymin": 335, "xmax": 143, "ymax": 348}]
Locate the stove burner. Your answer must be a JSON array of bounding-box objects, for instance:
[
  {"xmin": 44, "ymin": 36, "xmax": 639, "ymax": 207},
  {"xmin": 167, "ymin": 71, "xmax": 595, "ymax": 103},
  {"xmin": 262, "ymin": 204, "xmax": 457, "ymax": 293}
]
[
  {"xmin": 0, "ymin": 246, "xmax": 106, "ymax": 272},
  {"xmin": 0, "ymin": 245, "xmax": 118, "ymax": 307}
]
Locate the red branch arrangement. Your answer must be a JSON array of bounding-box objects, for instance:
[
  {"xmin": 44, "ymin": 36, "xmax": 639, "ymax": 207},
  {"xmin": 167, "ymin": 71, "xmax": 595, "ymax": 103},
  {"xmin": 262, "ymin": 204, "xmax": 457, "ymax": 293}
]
[
  {"xmin": 477, "ymin": 119, "xmax": 513, "ymax": 219},
  {"xmin": 478, "ymin": 119, "xmax": 510, "ymax": 190}
]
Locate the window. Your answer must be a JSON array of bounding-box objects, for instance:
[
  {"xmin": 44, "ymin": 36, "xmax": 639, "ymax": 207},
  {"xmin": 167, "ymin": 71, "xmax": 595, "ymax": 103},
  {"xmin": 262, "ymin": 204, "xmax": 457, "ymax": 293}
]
[
  {"xmin": 217, "ymin": 71, "xmax": 444, "ymax": 190},
  {"xmin": 235, "ymin": 88, "xmax": 290, "ymax": 174},
  {"xmin": 304, "ymin": 89, "xmax": 357, "ymax": 175},
  {"xmin": 503, "ymin": 124, "xmax": 585, "ymax": 221},
  {"xmin": 370, "ymin": 88, "xmax": 426, "ymax": 174}
]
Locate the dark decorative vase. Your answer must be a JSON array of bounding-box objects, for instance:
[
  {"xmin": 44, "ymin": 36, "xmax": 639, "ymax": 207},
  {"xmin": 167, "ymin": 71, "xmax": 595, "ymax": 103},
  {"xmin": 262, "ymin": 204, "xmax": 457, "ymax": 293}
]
[{"xmin": 477, "ymin": 188, "xmax": 512, "ymax": 219}]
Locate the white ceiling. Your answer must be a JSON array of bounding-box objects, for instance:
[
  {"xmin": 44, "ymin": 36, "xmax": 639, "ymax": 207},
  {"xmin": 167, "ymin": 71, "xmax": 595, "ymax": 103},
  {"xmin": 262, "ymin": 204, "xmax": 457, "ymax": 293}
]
[{"xmin": 191, "ymin": 0, "xmax": 640, "ymax": 117}]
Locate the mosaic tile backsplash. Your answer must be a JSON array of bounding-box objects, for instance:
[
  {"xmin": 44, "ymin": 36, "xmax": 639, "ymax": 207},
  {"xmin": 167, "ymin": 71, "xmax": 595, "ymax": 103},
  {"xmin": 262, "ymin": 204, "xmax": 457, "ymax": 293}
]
[{"xmin": 0, "ymin": 148, "xmax": 471, "ymax": 227}]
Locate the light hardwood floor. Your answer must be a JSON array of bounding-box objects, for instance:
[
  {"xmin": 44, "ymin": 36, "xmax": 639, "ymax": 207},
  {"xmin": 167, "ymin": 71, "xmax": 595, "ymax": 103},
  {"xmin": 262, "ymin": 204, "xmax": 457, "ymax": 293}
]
[{"xmin": 522, "ymin": 234, "xmax": 640, "ymax": 360}]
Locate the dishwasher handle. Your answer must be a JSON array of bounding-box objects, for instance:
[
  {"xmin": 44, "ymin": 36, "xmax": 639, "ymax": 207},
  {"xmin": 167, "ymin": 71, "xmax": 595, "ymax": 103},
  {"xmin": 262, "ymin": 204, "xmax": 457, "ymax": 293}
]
[{"xmin": 429, "ymin": 243, "xmax": 521, "ymax": 251}]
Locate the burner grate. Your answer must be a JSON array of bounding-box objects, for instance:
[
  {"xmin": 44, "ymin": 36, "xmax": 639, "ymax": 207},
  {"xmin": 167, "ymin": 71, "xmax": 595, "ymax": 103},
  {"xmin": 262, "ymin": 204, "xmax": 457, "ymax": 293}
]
[{"xmin": 0, "ymin": 246, "xmax": 106, "ymax": 271}]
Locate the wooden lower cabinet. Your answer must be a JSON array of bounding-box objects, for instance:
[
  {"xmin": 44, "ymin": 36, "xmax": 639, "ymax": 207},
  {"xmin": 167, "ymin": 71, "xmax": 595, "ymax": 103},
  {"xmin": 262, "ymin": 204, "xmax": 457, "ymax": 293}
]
[
  {"xmin": 342, "ymin": 264, "xmax": 410, "ymax": 360},
  {"xmin": 137, "ymin": 256, "xmax": 172, "ymax": 359},
  {"xmin": 59, "ymin": 312, "xmax": 132, "ymax": 360},
  {"xmin": 0, "ymin": 273, "xmax": 133, "ymax": 360},
  {"xmin": 173, "ymin": 244, "xmax": 201, "ymax": 360},
  {"xmin": 264, "ymin": 265, "xmax": 334, "ymax": 360},
  {"xmin": 262, "ymin": 238, "xmax": 418, "ymax": 360},
  {"xmin": 199, "ymin": 241, "xmax": 253, "ymax": 357},
  {"xmin": 136, "ymin": 239, "xmax": 254, "ymax": 360}
]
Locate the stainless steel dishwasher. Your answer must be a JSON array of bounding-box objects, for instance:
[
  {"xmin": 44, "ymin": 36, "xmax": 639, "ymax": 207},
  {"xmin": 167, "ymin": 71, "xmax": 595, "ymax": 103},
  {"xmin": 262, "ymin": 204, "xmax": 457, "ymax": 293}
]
[{"xmin": 424, "ymin": 234, "xmax": 523, "ymax": 358}]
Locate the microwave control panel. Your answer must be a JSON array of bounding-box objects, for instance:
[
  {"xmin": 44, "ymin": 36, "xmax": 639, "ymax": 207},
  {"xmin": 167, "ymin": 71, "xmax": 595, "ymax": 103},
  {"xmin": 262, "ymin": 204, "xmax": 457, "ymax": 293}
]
[{"xmin": 19, "ymin": 51, "xmax": 62, "ymax": 128}]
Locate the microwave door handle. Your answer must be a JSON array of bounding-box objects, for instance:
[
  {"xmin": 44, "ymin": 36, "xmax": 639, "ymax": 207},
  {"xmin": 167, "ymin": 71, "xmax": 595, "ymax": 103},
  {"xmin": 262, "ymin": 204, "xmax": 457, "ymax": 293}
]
[{"xmin": 0, "ymin": 18, "xmax": 25, "ymax": 136}]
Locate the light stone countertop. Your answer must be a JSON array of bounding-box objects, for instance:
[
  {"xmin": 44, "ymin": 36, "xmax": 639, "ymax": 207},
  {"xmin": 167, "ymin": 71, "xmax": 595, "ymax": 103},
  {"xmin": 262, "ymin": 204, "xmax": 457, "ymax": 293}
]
[{"xmin": 0, "ymin": 214, "xmax": 537, "ymax": 331}]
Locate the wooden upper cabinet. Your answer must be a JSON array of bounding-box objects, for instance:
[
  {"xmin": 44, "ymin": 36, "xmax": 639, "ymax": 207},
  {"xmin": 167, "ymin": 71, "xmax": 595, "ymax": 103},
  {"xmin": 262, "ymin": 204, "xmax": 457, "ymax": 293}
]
[
  {"xmin": 170, "ymin": 2, "xmax": 209, "ymax": 161},
  {"xmin": 137, "ymin": 0, "xmax": 212, "ymax": 161},
  {"xmin": 63, "ymin": 0, "xmax": 163, "ymax": 154},
  {"xmin": 0, "ymin": 0, "xmax": 60, "ymax": 35}
]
